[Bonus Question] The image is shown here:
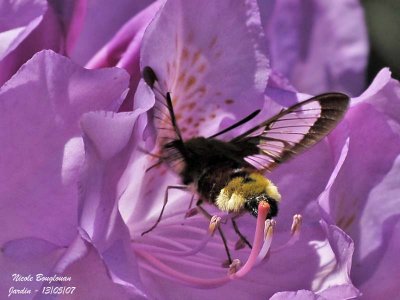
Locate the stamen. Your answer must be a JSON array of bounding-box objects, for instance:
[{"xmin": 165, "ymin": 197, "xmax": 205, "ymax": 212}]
[
  {"xmin": 271, "ymin": 214, "xmax": 302, "ymax": 253},
  {"xmin": 255, "ymin": 219, "xmax": 275, "ymax": 263},
  {"xmin": 208, "ymin": 215, "xmax": 221, "ymax": 236},
  {"xmin": 229, "ymin": 201, "xmax": 270, "ymax": 279},
  {"xmin": 228, "ymin": 259, "xmax": 241, "ymax": 275},
  {"xmin": 291, "ymin": 214, "xmax": 302, "ymax": 235},
  {"xmin": 134, "ymin": 202, "xmax": 272, "ymax": 287}
]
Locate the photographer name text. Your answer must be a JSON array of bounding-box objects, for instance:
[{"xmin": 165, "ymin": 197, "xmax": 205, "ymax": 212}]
[{"xmin": 8, "ymin": 273, "xmax": 75, "ymax": 297}]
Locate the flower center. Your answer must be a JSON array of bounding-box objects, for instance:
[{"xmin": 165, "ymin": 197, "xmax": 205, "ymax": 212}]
[{"xmin": 132, "ymin": 202, "xmax": 302, "ymax": 288}]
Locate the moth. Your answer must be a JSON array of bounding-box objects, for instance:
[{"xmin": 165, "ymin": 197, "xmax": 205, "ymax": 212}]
[{"xmin": 141, "ymin": 66, "xmax": 349, "ymax": 262}]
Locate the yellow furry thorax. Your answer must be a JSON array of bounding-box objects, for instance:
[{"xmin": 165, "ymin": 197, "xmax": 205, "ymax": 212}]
[{"xmin": 215, "ymin": 172, "xmax": 281, "ymax": 213}]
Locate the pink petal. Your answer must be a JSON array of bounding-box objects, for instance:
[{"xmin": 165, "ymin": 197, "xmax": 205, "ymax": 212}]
[
  {"xmin": 60, "ymin": 240, "xmax": 146, "ymax": 300},
  {"xmin": 141, "ymin": 0, "xmax": 269, "ymax": 138},
  {"xmin": 260, "ymin": 0, "xmax": 368, "ymax": 96},
  {"xmin": 270, "ymin": 290, "xmax": 325, "ymax": 300},
  {"xmin": 85, "ymin": 1, "xmax": 162, "ymax": 111},
  {"xmin": 320, "ymin": 70, "xmax": 400, "ymax": 297},
  {"xmin": 78, "ymin": 109, "xmax": 151, "ymax": 296},
  {"xmin": 135, "ymin": 216, "xmax": 358, "ymax": 299},
  {"xmin": 352, "ymin": 216, "xmax": 400, "ymax": 299},
  {"xmin": 0, "ymin": 0, "xmax": 64, "ymax": 85},
  {"xmin": 0, "ymin": 49, "xmax": 129, "ymax": 265},
  {"xmin": 0, "ymin": 0, "xmax": 47, "ymax": 59},
  {"xmin": 0, "ymin": 239, "xmax": 65, "ymax": 297},
  {"xmin": 72, "ymin": 0, "xmax": 156, "ymax": 65},
  {"xmin": 51, "ymin": 0, "xmax": 89, "ymax": 55}
]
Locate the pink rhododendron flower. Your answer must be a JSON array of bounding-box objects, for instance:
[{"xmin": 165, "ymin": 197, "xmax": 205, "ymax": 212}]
[{"xmin": 1, "ymin": 0, "xmax": 399, "ymax": 299}]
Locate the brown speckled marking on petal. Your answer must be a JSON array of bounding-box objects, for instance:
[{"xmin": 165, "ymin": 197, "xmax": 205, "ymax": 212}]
[
  {"xmin": 181, "ymin": 47, "xmax": 189, "ymax": 60},
  {"xmin": 171, "ymin": 95, "xmax": 179, "ymax": 105},
  {"xmin": 187, "ymin": 102, "xmax": 196, "ymax": 110},
  {"xmin": 178, "ymin": 72, "xmax": 186, "ymax": 83},
  {"xmin": 210, "ymin": 113, "xmax": 216, "ymax": 119},
  {"xmin": 197, "ymin": 64, "xmax": 207, "ymax": 73},
  {"xmin": 186, "ymin": 117, "xmax": 193, "ymax": 124},
  {"xmin": 185, "ymin": 76, "xmax": 197, "ymax": 91},
  {"xmin": 224, "ymin": 99, "xmax": 234, "ymax": 105},
  {"xmin": 186, "ymin": 86, "xmax": 207, "ymax": 100},
  {"xmin": 192, "ymin": 51, "xmax": 201, "ymax": 64}
]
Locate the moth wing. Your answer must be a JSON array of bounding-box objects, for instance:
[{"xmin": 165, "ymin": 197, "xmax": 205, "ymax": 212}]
[
  {"xmin": 143, "ymin": 66, "xmax": 185, "ymax": 146},
  {"xmin": 142, "ymin": 66, "xmax": 187, "ymax": 171},
  {"xmin": 231, "ymin": 93, "xmax": 350, "ymax": 171}
]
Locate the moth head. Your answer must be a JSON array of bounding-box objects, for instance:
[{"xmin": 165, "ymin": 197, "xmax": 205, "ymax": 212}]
[{"xmin": 243, "ymin": 193, "xmax": 279, "ymax": 219}]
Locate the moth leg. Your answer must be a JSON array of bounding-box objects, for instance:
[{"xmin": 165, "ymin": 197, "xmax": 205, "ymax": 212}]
[
  {"xmin": 196, "ymin": 200, "xmax": 233, "ymax": 265},
  {"xmin": 232, "ymin": 216, "xmax": 252, "ymax": 249},
  {"xmin": 184, "ymin": 194, "xmax": 197, "ymax": 219},
  {"xmin": 141, "ymin": 185, "xmax": 187, "ymax": 236},
  {"xmin": 187, "ymin": 194, "xmax": 196, "ymax": 210}
]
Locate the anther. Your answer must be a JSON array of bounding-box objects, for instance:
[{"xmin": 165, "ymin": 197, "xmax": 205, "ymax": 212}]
[
  {"xmin": 256, "ymin": 219, "xmax": 276, "ymax": 263},
  {"xmin": 264, "ymin": 219, "xmax": 275, "ymax": 239},
  {"xmin": 271, "ymin": 213, "xmax": 302, "ymax": 253},
  {"xmin": 291, "ymin": 214, "xmax": 302, "ymax": 235},
  {"xmin": 208, "ymin": 215, "xmax": 221, "ymax": 236},
  {"xmin": 228, "ymin": 259, "xmax": 241, "ymax": 275}
]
